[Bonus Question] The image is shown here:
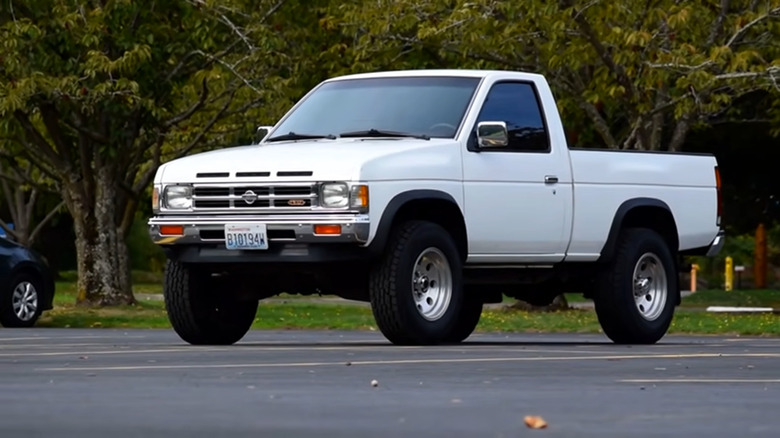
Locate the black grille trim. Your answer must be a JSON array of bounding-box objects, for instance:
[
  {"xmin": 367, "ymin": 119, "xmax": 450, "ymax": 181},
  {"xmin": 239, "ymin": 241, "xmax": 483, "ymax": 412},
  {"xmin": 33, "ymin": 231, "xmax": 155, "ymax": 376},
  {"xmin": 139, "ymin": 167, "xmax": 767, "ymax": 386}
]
[
  {"xmin": 234, "ymin": 187, "xmax": 271, "ymax": 196},
  {"xmin": 277, "ymin": 171, "xmax": 313, "ymax": 177},
  {"xmin": 236, "ymin": 172, "xmax": 271, "ymax": 177},
  {"xmin": 193, "ymin": 187, "xmax": 230, "ymax": 197},
  {"xmin": 274, "ymin": 186, "xmax": 314, "ymax": 196},
  {"xmin": 193, "ymin": 200, "xmax": 231, "ymax": 208}
]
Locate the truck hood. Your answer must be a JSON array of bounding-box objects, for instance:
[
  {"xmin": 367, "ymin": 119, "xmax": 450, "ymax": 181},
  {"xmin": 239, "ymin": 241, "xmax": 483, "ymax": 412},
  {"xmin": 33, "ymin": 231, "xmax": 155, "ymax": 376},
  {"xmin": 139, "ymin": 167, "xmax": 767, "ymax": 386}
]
[{"xmin": 156, "ymin": 138, "xmax": 461, "ymax": 183}]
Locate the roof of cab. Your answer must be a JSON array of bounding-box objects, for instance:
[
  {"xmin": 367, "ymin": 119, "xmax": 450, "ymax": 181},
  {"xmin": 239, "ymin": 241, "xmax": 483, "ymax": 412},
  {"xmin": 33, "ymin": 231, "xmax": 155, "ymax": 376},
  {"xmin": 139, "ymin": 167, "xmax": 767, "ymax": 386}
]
[{"xmin": 324, "ymin": 69, "xmax": 545, "ymax": 82}]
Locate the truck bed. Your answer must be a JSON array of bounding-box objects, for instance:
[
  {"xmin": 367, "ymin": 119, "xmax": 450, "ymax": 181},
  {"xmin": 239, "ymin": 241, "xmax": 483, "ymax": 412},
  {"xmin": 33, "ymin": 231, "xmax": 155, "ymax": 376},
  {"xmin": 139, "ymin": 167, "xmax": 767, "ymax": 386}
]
[{"xmin": 564, "ymin": 149, "xmax": 720, "ymax": 261}]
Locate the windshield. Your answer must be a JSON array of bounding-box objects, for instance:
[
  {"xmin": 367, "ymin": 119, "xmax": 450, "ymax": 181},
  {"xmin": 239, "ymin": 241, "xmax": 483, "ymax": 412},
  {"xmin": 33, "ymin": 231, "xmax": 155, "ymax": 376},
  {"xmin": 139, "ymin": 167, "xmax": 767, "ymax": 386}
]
[{"xmin": 269, "ymin": 76, "xmax": 481, "ymax": 140}]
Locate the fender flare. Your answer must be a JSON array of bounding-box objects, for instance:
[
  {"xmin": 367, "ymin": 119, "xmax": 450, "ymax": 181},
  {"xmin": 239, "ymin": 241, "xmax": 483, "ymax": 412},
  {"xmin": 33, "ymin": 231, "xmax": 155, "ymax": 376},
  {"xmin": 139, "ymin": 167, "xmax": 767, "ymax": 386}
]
[
  {"xmin": 367, "ymin": 189, "xmax": 462, "ymax": 252},
  {"xmin": 597, "ymin": 197, "xmax": 674, "ymax": 263}
]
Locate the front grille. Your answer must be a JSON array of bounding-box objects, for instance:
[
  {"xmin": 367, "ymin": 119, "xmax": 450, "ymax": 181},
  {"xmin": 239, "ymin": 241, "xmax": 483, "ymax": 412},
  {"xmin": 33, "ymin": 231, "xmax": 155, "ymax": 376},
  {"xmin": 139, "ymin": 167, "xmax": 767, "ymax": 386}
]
[{"xmin": 191, "ymin": 183, "xmax": 317, "ymax": 212}]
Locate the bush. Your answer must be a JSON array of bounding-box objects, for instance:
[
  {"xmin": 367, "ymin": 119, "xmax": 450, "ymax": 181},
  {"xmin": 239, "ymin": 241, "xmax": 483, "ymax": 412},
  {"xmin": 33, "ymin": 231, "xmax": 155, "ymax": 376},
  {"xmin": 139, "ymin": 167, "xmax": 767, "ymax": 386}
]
[
  {"xmin": 127, "ymin": 213, "xmax": 166, "ymax": 273},
  {"xmin": 687, "ymin": 222, "xmax": 780, "ymax": 289}
]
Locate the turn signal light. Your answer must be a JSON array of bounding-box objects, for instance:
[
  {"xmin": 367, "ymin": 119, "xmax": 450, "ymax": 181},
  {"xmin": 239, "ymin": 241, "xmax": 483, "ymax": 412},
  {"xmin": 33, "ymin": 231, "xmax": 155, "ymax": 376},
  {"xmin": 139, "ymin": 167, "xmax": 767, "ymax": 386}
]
[
  {"xmin": 160, "ymin": 225, "xmax": 184, "ymax": 236},
  {"xmin": 350, "ymin": 185, "xmax": 369, "ymax": 209},
  {"xmin": 314, "ymin": 224, "xmax": 342, "ymax": 235},
  {"xmin": 152, "ymin": 187, "xmax": 160, "ymax": 212}
]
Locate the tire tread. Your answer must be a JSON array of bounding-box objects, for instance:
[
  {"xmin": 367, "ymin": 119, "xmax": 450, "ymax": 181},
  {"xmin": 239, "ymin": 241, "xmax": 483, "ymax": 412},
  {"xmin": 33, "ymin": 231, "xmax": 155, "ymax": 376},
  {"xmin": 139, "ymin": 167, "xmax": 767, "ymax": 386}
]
[
  {"xmin": 594, "ymin": 227, "xmax": 676, "ymax": 344},
  {"xmin": 369, "ymin": 221, "xmax": 423, "ymax": 345}
]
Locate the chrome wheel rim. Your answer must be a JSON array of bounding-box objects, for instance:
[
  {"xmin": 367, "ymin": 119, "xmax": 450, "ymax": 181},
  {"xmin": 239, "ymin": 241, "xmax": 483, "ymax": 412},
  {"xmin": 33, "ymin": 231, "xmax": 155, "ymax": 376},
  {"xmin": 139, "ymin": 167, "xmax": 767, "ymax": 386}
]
[
  {"xmin": 12, "ymin": 281, "xmax": 39, "ymax": 322},
  {"xmin": 411, "ymin": 247, "xmax": 452, "ymax": 321},
  {"xmin": 632, "ymin": 253, "xmax": 667, "ymax": 321}
]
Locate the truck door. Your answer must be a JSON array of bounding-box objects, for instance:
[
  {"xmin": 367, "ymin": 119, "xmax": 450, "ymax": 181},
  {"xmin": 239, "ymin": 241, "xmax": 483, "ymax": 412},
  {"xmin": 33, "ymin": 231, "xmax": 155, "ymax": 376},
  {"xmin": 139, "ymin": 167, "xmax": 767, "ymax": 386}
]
[{"xmin": 462, "ymin": 80, "xmax": 573, "ymax": 263}]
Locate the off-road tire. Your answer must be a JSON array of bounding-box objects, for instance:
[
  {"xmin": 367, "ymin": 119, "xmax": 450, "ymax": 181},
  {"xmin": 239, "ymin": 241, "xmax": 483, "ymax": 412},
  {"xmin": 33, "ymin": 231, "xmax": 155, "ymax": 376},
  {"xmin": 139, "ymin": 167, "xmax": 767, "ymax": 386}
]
[
  {"xmin": 369, "ymin": 221, "xmax": 465, "ymax": 345},
  {"xmin": 443, "ymin": 292, "xmax": 483, "ymax": 343},
  {"xmin": 594, "ymin": 228, "xmax": 677, "ymax": 344},
  {"xmin": 164, "ymin": 260, "xmax": 258, "ymax": 345}
]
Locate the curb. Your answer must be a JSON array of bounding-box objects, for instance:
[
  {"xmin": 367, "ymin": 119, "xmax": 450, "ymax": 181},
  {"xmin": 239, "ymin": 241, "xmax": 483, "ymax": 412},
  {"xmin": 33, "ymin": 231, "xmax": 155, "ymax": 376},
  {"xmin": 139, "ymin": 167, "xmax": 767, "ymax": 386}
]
[{"xmin": 706, "ymin": 306, "xmax": 779, "ymax": 314}]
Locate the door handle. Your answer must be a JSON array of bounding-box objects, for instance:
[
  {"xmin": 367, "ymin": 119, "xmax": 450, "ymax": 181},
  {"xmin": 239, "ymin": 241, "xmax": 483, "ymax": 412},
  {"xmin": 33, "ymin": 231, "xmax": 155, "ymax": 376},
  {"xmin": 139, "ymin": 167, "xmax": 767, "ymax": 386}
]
[{"xmin": 544, "ymin": 175, "xmax": 559, "ymax": 184}]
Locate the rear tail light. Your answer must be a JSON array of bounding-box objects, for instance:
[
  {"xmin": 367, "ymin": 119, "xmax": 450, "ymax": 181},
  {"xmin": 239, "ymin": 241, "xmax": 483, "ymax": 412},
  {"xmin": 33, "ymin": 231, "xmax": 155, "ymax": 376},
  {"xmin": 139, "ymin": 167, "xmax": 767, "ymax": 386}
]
[{"xmin": 714, "ymin": 166, "xmax": 722, "ymax": 226}]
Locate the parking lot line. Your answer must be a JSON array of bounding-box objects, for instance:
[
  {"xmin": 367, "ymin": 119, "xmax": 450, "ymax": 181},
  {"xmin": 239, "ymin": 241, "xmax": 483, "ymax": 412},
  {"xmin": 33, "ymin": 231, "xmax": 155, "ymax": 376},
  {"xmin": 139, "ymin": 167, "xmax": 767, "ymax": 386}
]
[
  {"xmin": 0, "ymin": 345, "xmax": 622, "ymax": 358},
  {"xmin": 36, "ymin": 351, "xmax": 780, "ymax": 372},
  {"xmin": 620, "ymin": 378, "xmax": 780, "ymax": 384},
  {"xmin": 0, "ymin": 347, "xmax": 225, "ymax": 357},
  {"xmin": 0, "ymin": 335, "xmax": 147, "ymax": 342}
]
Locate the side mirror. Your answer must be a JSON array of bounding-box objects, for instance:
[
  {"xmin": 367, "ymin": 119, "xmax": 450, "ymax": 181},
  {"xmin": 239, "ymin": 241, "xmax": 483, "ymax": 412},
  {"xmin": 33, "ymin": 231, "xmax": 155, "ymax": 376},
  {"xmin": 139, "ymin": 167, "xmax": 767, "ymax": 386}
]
[
  {"xmin": 476, "ymin": 121, "xmax": 509, "ymax": 148},
  {"xmin": 254, "ymin": 125, "xmax": 273, "ymax": 144}
]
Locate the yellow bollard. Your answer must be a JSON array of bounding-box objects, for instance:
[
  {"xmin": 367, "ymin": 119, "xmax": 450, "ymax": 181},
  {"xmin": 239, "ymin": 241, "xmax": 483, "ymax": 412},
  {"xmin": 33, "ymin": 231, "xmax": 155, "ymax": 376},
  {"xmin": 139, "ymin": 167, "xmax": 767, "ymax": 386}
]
[
  {"xmin": 725, "ymin": 256, "xmax": 733, "ymax": 291},
  {"xmin": 690, "ymin": 264, "xmax": 698, "ymax": 293}
]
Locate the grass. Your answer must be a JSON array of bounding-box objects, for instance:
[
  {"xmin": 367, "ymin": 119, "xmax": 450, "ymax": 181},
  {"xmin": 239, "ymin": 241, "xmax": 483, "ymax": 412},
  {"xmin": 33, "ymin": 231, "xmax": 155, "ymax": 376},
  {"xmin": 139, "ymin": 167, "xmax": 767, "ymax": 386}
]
[
  {"xmin": 679, "ymin": 289, "xmax": 780, "ymax": 309},
  {"xmin": 37, "ymin": 282, "xmax": 780, "ymax": 336}
]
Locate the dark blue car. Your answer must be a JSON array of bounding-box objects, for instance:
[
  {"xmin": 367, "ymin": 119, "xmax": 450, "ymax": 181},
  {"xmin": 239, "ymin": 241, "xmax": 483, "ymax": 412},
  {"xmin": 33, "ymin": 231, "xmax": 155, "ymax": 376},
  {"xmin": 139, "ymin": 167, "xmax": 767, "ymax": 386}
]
[{"xmin": 0, "ymin": 236, "xmax": 55, "ymax": 327}]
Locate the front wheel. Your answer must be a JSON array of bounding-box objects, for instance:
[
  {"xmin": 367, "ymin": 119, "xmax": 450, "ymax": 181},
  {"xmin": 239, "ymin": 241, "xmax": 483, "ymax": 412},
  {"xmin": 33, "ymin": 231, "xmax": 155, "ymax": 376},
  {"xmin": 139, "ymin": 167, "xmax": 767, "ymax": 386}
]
[
  {"xmin": 0, "ymin": 273, "xmax": 43, "ymax": 328},
  {"xmin": 164, "ymin": 260, "xmax": 258, "ymax": 345},
  {"xmin": 369, "ymin": 221, "xmax": 465, "ymax": 345},
  {"xmin": 594, "ymin": 228, "xmax": 677, "ymax": 344}
]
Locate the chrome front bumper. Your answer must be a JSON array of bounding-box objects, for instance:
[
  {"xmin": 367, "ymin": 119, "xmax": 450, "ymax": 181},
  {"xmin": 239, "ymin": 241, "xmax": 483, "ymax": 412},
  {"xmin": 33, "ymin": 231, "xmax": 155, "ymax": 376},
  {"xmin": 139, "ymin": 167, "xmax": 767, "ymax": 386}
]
[{"xmin": 148, "ymin": 214, "xmax": 370, "ymax": 245}]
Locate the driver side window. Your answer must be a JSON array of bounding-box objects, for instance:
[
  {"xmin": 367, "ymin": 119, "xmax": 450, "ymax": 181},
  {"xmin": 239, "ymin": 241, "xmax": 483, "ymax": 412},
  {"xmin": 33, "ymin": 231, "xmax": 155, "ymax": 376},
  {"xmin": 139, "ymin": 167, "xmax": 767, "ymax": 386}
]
[{"xmin": 475, "ymin": 82, "xmax": 550, "ymax": 152}]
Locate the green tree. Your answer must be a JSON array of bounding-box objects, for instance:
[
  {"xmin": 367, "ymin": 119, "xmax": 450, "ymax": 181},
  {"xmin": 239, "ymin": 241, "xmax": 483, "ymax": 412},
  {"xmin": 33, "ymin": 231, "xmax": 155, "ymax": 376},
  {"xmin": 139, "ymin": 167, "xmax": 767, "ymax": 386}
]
[
  {"xmin": 339, "ymin": 0, "xmax": 780, "ymax": 150},
  {"xmin": 0, "ymin": 139, "xmax": 64, "ymax": 247},
  {"xmin": 0, "ymin": 0, "xmax": 317, "ymax": 305}
]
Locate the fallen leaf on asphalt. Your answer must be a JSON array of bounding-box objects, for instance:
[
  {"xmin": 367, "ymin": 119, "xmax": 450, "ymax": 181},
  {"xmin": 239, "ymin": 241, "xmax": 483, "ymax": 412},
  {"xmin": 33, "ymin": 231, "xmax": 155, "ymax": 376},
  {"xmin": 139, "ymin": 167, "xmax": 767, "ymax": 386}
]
[{"xmin": 524, "ymin": 416, "xmax": 548, "ymax": 429}]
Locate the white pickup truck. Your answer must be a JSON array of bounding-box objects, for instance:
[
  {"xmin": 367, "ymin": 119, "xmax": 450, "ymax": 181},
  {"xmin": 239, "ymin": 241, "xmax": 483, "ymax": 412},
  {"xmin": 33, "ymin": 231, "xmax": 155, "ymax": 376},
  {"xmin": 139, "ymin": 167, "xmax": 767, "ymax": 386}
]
[{"xmin": 148, "ymin": 69, "xmax": 724, "ymax": 346}]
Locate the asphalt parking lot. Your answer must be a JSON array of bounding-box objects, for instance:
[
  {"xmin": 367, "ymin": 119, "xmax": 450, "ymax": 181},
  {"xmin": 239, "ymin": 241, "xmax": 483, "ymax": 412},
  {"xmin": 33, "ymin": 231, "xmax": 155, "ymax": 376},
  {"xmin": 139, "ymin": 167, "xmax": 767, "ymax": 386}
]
[{"xmin": 1, "ymin": 329, "xmax": 779, "ymax": 437}]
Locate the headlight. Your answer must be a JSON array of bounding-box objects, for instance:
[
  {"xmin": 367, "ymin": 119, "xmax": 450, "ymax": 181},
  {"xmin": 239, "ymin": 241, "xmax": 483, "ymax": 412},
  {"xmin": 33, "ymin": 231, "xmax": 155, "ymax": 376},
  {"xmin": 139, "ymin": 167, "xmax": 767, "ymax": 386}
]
[
  {"xmin": 164, "ymin": 185, "xmax": 192, "ymax": 210},
  {"xmin": 320, "ymin": 183, "xmax": 349, "ymax": 208}
]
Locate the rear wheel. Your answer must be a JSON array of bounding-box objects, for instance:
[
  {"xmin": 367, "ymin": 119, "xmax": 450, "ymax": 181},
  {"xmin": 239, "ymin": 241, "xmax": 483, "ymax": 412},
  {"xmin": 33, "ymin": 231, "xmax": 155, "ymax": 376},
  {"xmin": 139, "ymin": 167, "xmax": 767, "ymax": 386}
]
[
  {"xmin": 594, "ymin": 228, "xmax": 677, "ymax": 344},
  {"xmin": 164, "ymin": 260, "xmax": 258, "ymax": 345},
  {"xmin": 369, "ymin": 221, "xmax": 465, "ymax": 345},
  {"xmin": 0, "ymin": 273, "xmax": 43, "ymax": 328}
]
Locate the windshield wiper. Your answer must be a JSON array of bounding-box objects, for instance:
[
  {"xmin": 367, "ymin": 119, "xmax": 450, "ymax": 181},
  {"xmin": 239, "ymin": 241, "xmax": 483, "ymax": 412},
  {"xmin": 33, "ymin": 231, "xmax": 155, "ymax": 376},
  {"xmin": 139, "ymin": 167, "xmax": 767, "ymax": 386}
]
[
  {"xmin": 339, "ymin": 129, "xmax": 430, "ymax": 140},
  {"xmin": 266, "ymin": 132, "xmax": 337, "ymax": 142}
]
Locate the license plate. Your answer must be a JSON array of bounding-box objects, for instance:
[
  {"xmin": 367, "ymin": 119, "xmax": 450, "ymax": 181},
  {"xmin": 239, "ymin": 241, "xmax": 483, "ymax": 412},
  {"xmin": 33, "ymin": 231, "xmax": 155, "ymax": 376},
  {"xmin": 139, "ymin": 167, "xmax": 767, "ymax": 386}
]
[{"xmin": 224, "ymin": 224, "xmax": 269, "ymax": 250}]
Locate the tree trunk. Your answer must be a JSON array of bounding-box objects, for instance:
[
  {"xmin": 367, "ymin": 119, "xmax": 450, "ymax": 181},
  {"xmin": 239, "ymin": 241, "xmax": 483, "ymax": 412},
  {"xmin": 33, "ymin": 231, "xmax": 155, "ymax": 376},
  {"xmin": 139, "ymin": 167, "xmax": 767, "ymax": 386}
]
[{"xmin": 64, "ymin": 168, "xmax": 135, "ymax": 306}]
